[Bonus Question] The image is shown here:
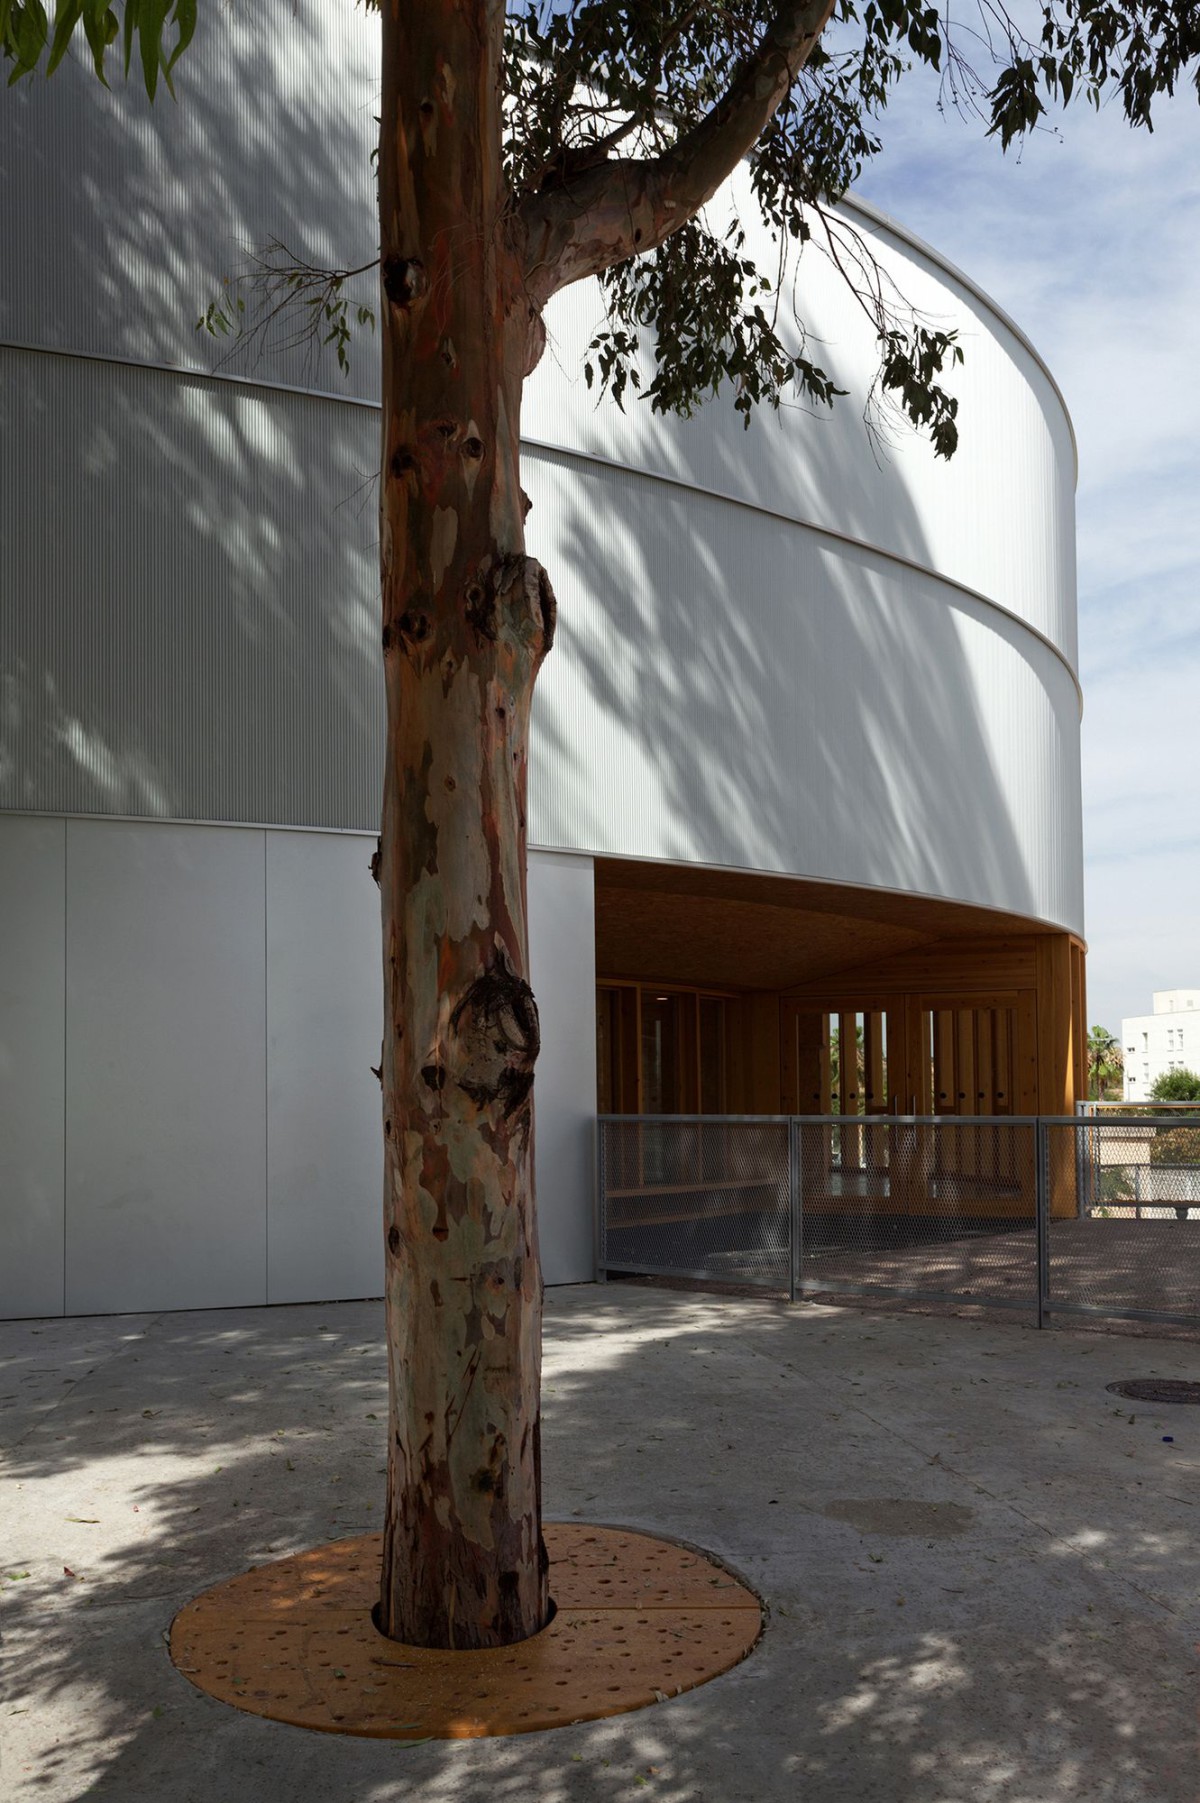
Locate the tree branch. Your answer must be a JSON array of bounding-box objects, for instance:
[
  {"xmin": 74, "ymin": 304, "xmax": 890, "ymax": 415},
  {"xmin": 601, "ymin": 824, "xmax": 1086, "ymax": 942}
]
[
  {"xmin": 517, "ymin": 0, "xmax": 838, "ymax": 306},
  {"xmin": 195, "ymin": 240, "xmax": 379, "ymax": 379}
]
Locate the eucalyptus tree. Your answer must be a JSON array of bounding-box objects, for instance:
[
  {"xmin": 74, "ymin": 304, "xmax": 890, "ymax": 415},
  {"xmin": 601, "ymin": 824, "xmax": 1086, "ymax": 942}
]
[{"xmin": 5, "ymin": 0, "xmax": 1198, "ymax": 1652}]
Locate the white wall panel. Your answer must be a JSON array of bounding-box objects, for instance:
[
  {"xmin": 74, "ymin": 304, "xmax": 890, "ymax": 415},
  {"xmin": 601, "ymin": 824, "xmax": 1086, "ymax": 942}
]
[
  {"xmin": 64, "ymin": 821, "xmax": 267, "ymax": 1313},
  {"xmin": 265, "ymin": 830, "xmax": 383, "ymax": 1304},
  {"xmin": 0, "ymin": 816, "xmax": 65, "ymax": 1317},
  {"xmin": 2, "ymin": 79, "xmax": 1082, "ymax": 943},
  {"xmin": 0, "ymin": 11, "xmax": 1076, "ymax": 665},
  {"xmin": 528, "ymin": 851, "xmax": 597, "ymax": 1284}
]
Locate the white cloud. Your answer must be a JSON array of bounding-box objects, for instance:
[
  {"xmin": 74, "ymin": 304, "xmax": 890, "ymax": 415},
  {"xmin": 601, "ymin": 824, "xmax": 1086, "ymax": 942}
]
[{"xmin": 853, "ymin": 67, "xmax": 1200, "ymax": 1034}]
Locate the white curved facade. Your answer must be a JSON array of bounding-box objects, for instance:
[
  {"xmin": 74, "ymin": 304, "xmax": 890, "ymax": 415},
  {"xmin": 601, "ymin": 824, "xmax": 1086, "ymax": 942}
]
[
  {"xmin": 0, "ymin": 10, "xmax": 1082, "ymax": 1318},
  {"xmin": 525, "ymin": 190, "xmax": 1081, "ymax": 933}
]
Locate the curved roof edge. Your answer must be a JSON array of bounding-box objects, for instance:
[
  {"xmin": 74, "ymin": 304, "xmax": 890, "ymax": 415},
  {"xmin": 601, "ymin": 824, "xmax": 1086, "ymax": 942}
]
[
  {"xmin": 4, "ymin": 188, "xmax": 1079, "ymax": 487},
  {"xmin": 0, "ymin": 808, "xmax": 1088, "ymax": 939},
  {"xmin": 539, "ymin": 842, "xmax": 1087, "ymax": 942},
  {"xmin": 842, "ymin": 192, "xmax": 1079, "ymax": 485},
  {"xmin": 0, "ymin": 340, "xmax": 1082, "ymax": 707}
]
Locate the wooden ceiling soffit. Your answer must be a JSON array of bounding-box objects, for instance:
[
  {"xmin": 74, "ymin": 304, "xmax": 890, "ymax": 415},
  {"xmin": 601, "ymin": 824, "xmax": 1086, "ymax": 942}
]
[
  {"xmin": 781, "ymin": 936, "xmax": 1044, "ymax": 1001},
  {"xmin": 593, "ymin": 857, "xmax": 1050, "ymax": 940},
  {"xmin": 594, "ymin": 886, "xmax": 929, "ymax": 991}
]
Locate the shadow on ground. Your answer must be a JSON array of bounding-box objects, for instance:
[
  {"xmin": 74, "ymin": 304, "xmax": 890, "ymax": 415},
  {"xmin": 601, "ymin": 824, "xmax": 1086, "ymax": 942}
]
[{"xmin": 3, "ymin": 1286, "xmax": 1199, "ymax": 1802}]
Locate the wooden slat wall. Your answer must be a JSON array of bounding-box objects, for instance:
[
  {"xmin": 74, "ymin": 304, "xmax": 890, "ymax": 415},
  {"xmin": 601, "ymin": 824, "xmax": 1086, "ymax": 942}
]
[
  {"xmin": 726, "ymin": 992, "xmax": 783, "ymax": 1113},
  {"xmin": 885, "ymin": 1005, "xmax": 906, "ymax": 1112},
  {"xmin": 603, "ymin": 929, "xmax": 1086, "ymax": 1121},
  {"xmin": 908, "ymin": 997, "xmax": 934, "ymax": 1114},
  {"xmin": 1071, "ymin": 938, "xmax": 1088, "ymax": 1106},
  {"xmin": 679, "ymin": 994, "xmax": 699, "ymax": 1114},
  {"xmin": 932, "ymin": 1010, "xmax": 955, "ymax": 1109},
  {"xmin": 780, "ymin": 930, "xmax": 1084, "ymax": 1116},
  {"xmin": 975, "ymin": 1012, "xmax": 995, "ymax": 1117},
  {"xmin": 837, "ymin": 1011, "xmax": 859, "ymax": 1114},
  {"xmin": 863, "ymin": 1014, "xmax": 886, "ymax": 1114},
  {"xmin": 993, "ymin": 1008, "xmax": 1014, "ymax": 1113},
  {"xmin": 1016, "ymin": 989, "xmax": 1039, "ymax": 1113}
]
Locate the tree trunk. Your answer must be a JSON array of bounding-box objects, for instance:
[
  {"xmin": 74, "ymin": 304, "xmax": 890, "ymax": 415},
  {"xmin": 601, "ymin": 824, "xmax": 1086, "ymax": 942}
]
[{"xmin": 376, "ymin": 0, "xmax": 552, "ymax": 1648}]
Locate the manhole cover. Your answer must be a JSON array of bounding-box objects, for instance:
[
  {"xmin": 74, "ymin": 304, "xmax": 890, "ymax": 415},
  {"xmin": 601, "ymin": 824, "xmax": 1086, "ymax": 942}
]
[{"xmin": 1106, "ymin": 1379, "xmax": 1200, "ymax": 1404}]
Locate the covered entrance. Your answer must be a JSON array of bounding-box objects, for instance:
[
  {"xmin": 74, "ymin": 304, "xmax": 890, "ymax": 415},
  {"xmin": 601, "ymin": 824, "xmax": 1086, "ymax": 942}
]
[{"xmin": 595, "ymin": 856, "xmax": 1086, "ymax": 1124}]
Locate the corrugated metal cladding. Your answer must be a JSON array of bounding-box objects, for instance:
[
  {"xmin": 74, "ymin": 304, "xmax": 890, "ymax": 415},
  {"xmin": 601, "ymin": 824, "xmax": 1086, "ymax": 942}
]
[
  {"xmin": 0, "ymin": 4, "xmax": 381, "ymax": 403},
  {"xmin": 524, "ymin": 451, "xmax": 1084, "ymax": 936},
  {"xmin": 0, "ymin": 346, "xmax": 384, "ymax": 828},
  {"xmin": 526, "ymin": 171, "xmax": 1078, "ymax": 670},
  {"xmin": 0, "ymin": 330, "xmax": 1083, "ymax": 928},
  {"xmin": 0, "ymin": 6, "xmax": 1081, "ymax": 933}
]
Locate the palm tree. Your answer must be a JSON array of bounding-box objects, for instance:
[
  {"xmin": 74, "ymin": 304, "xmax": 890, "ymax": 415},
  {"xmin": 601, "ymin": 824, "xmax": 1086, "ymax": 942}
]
[{"xmin": 1087, "ymin": 1025, "xmax": 1123, "ymax": 1101}]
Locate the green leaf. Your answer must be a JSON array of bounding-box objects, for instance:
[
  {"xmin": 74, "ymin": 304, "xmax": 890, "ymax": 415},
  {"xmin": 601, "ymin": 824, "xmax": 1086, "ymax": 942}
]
[
  {"xmin": 140, "ymin": 0, "xmax": 171, "ymax": 102},
  {"xmin": 81, "ymin": 0, "xmax": 112, "ymax": 82},
  {"xmin": 45, "ymin": 0, "xmax": 83, "ymax": 76},
  {"xmin": 162, "ymin": 0, "xmax": 193, "ymax": 92},
  {"xmin": 9, "ymin": 0, "xmax": 48, "ymax": 80}
]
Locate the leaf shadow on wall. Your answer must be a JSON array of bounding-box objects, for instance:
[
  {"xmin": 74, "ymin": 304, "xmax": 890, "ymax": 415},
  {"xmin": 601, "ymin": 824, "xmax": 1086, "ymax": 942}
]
[
  {"xmin": 524, "ymin": 253, "xmax": 1079, "ymax": 933},
  {"xmin": 0, "ymin": 3, "xmax": 384, "ymax": 828}
]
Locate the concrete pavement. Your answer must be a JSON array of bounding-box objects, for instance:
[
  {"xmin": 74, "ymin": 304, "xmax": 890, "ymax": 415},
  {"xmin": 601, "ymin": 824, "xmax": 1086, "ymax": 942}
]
[{"xmin": 2, "ymin": 1285, "xmax": 1198, "ymax": 1802}]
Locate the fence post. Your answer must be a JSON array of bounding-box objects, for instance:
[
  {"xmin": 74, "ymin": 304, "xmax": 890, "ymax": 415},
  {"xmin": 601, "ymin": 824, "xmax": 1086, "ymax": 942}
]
[
  {"xmin": 788, "ymin": 1117, "xmax": 802, "ymax": 1303},
  {"xmin": 1074, "ymin": 1106, "xmax": 1090, "ymax": 1220},
  {"xmin": 1035, "ymin": 1118, "xmax": 1050, "ymax": 1329},
  {"xmin": 595, "ymin": 1117, "xmax": 607, "ymax": 1283}
]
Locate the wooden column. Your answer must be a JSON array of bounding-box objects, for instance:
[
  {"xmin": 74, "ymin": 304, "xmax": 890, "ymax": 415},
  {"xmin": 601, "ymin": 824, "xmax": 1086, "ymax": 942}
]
[
  {"xmin": 1035, "ymin": 934, "xmax": 1077, "ymax": 1116},
  {"xmin": 729, "ymin": 992, "xmax": 783, "ymax": 1114},
  {"xmin": 780, "ymin": 1005, "xmax": 826, "ymax": 1113},
  {"xmin": 1036, "ymin": 933, "xmax": 1087, "ymax": 1217}
]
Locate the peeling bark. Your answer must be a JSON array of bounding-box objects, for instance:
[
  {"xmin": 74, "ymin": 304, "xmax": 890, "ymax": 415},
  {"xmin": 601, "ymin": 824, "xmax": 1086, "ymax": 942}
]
[
  {"xmin": 378, "ymin": 0, "xmax": 550, "ymax": 1648},
  {"xmin": 377, "ymin": 0, "xmax": 836, "ymax": 1651}
]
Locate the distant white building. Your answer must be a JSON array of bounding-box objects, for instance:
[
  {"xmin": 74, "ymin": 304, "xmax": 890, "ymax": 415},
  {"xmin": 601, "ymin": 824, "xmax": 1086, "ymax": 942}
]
[{"xmin": 1123, "ymin": 991, "xmax": 1200, "ymax": 1098}]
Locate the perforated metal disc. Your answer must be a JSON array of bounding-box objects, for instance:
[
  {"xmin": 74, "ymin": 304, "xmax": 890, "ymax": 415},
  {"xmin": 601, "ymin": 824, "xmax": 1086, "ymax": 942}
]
[{"xmin": 169, "ymin": 1523, "xmax": 763, "ymax": 1739}]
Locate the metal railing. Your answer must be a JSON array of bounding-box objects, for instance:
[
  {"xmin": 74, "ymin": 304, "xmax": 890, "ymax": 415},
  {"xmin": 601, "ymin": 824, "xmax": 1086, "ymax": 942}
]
[{"xmin": 597, "ymin": 1114, "xmax": 1200, "ymax": 1331}]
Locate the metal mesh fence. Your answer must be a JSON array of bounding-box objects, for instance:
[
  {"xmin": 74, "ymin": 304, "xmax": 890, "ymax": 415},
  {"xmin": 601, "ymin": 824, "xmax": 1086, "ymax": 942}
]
[
  {"xmin": 1047, "ymin": 1117, "xmax": 1200, "ymax": 1327},
  {"xmin": 796, "ymin": 1117, "xmax": 1039, "ymax": 1317},
  {"xmin": 597, "ymin": 1115, "xmax": 1200, "ymax": 1331},
  {"xmin": 598, "ymin": 1117, "xmax": 790, "ymax": 1288}
]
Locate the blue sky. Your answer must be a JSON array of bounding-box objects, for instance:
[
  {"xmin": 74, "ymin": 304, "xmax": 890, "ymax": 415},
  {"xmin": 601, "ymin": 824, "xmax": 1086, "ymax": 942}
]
[{"xmin": 852, "ymin": 69, "xmax": 1200, "ymax": 1036}]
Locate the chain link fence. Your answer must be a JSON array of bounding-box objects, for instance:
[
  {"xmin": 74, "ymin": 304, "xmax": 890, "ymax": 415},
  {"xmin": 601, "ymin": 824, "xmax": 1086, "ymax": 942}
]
[{"xmin": 597, "ymin": 1115, "xmax": 1200, "ymax": 1331}]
